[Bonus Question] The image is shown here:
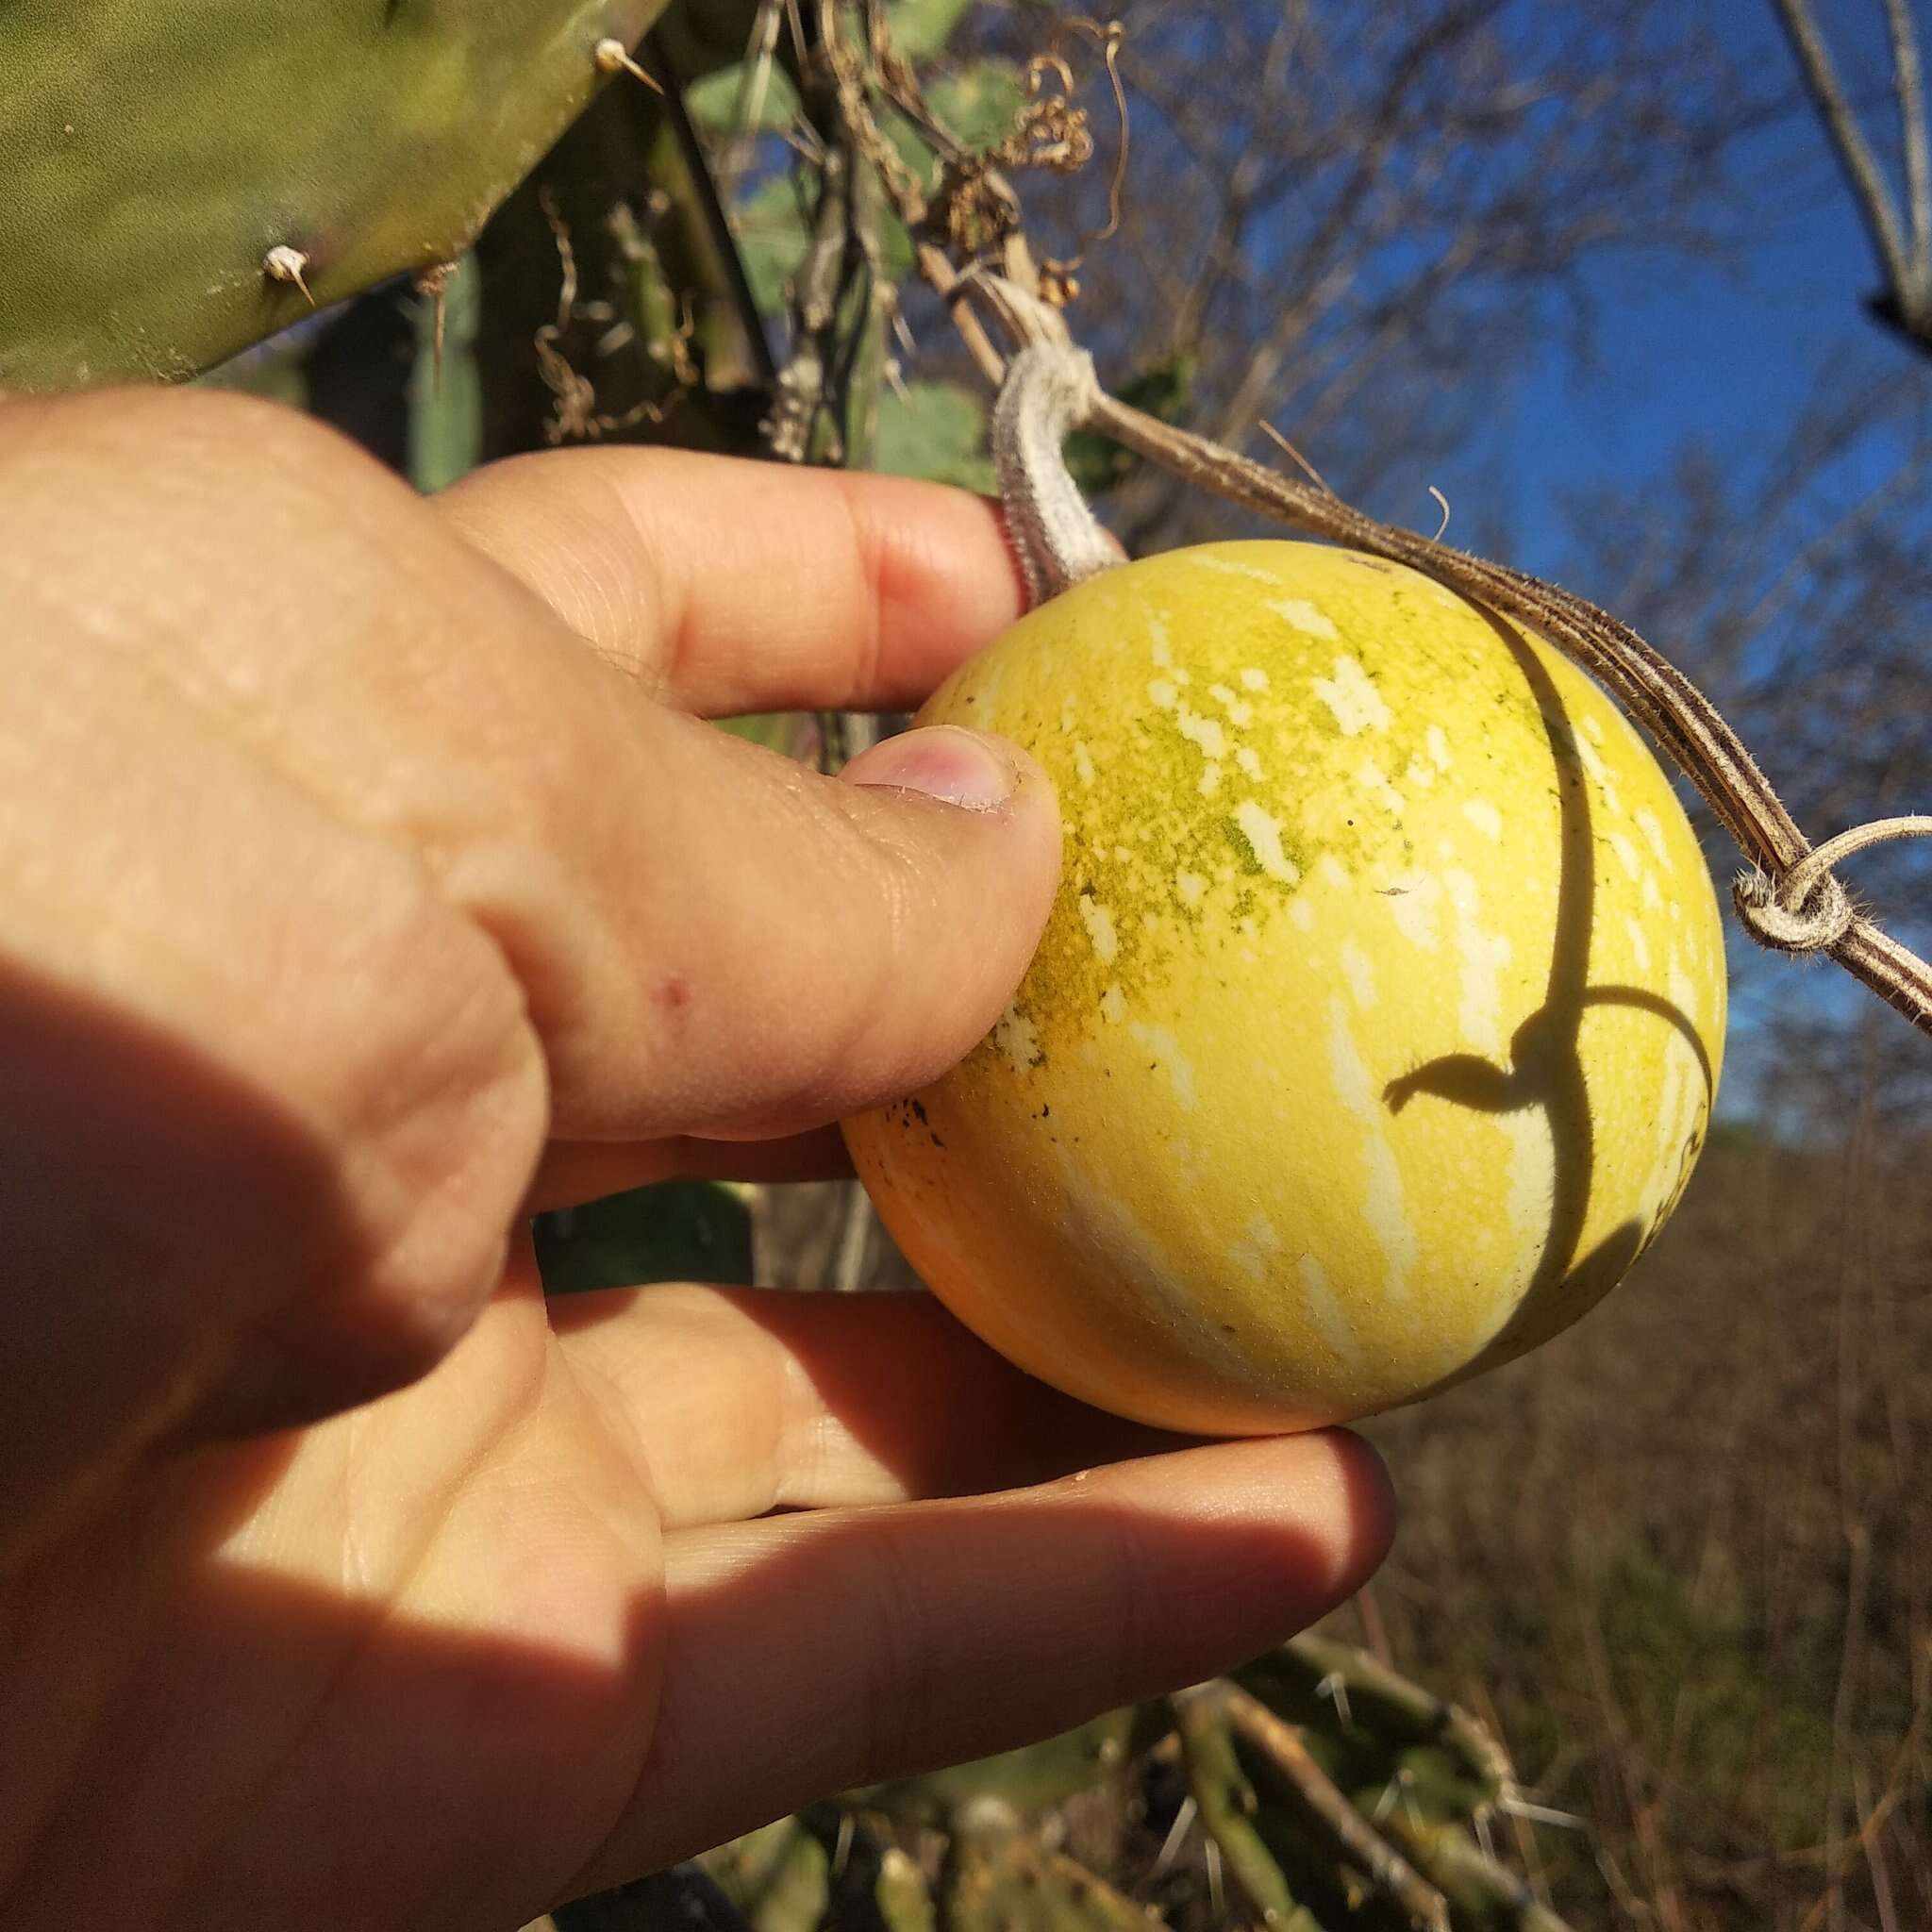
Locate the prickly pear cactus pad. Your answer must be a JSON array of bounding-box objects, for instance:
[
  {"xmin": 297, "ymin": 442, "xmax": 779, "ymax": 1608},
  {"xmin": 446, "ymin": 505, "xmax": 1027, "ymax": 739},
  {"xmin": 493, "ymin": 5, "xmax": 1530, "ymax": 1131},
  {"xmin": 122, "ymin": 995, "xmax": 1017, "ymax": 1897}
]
[{"xmin": 0, "ymin": 0, "xmax": 669, "ymax": 389}]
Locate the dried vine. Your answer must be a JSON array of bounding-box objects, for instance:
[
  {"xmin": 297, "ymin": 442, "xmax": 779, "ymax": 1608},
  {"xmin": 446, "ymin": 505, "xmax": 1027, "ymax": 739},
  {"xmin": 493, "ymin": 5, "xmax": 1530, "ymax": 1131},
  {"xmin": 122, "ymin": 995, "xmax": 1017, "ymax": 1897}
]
[
  {"xmin": 968, "ymin": 278, "xmax": 1932, "ymax": 1042},
  {"xmin": 822, "ymin": 5, "xmax": 1931, "ymax": 1041}
]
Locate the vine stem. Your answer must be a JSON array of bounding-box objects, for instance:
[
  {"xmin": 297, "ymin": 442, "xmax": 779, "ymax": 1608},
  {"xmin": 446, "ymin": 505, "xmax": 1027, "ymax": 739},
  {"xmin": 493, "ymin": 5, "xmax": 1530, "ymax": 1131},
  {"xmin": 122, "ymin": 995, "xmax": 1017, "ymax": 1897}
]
[{"xmin": 979, "ymin": 291, "xmax": 1932, "ymax": 1041}]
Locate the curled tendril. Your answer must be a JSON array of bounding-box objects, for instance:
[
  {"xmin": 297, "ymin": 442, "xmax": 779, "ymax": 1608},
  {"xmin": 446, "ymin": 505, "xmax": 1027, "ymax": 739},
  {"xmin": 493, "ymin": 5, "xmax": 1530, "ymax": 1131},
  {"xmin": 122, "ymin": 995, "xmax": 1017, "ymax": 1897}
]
[{"xmin": 1734, "ymin": 816, "xmax": 1932, "ymax": 955}]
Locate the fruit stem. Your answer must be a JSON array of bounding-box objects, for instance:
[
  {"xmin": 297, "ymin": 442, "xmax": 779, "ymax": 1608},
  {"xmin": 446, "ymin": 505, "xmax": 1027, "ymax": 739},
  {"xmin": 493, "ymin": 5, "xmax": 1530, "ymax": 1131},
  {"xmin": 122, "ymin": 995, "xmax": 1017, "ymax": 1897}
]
[
  {"xmin": 1073, "ymin": 382, "xmax": 1932, "ymax": 1041},
  {"xmin": 991, "ymin": 342, "xmax": 1122, "ymax": 605},
  {"xmin": 952, "ymin": 270, "xmax": 1932, "ymax": 1038}
]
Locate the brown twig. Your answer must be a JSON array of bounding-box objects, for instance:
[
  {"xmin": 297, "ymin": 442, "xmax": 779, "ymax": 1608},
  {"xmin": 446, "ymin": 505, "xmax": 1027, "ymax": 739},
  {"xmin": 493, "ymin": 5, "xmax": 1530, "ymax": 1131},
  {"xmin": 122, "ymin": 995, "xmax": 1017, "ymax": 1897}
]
[
  {"xmin": 650, "ymin": 24, "xmax": 782, "ymax": 392},
  {"xmin": 531, "ymin": 188, "xmax": 689, "ymax": 443}
]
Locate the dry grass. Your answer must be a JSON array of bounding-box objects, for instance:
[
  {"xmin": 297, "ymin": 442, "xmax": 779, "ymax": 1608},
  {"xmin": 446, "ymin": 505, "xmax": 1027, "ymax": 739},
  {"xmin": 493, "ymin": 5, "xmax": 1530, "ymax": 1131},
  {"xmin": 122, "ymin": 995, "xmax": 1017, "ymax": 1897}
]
[{"xmin": 1359, "ymin": 1124, "xmax": 1932, "ymax": 1931}]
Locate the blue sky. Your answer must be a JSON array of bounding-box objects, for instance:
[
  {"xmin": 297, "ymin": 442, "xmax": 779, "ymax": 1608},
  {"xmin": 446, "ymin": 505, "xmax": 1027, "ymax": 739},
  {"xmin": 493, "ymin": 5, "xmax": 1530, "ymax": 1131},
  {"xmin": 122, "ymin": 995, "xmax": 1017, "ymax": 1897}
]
[{"xmin": 1467, "ymin": 0, "xmax": 1914, "ymax": 580}]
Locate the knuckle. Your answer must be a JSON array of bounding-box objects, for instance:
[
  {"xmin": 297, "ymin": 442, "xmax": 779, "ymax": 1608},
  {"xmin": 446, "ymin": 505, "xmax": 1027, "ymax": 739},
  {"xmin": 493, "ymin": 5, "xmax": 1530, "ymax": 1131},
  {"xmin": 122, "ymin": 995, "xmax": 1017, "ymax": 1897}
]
[
  {"xmin": 260, "ymin": 865, "xmax": 549, "ymax": 1408},
  {"xmin": 831, "ymin": 475, "xmax": 891, "ymax": 705}
]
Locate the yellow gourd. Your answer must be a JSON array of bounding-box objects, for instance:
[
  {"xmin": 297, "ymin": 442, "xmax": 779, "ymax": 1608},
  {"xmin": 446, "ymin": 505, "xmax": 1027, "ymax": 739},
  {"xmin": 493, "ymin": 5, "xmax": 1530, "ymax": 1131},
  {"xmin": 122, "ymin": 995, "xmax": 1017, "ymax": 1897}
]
[{"xmin": 843, "ymin": 540, "xmax": 1726, "ymax": 1434}]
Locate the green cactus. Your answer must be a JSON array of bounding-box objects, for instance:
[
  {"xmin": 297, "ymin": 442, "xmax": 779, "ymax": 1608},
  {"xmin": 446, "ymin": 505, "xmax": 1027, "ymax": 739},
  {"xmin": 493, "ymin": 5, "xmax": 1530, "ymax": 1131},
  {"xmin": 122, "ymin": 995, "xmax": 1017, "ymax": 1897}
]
[
  {"xmin": 699, "ymin": 1808, "xmax": 941, "ymax": 1932},
  {"xmin": 557, "ymin": 1862, "xmax": 758, "ymax": 1931},
  {"xmin": 535, "ymin": 1179, "xmax": 755, "ymax": 1294},
  {"xmin": 576, "ymin": 1632, "xmax": 1579, "ymax": 1932},
  {"xmin": 1176, "ymin": 1690, "xmax": 1324, "ymax": 1932},
  {"xmin": 858, "ymin": 1707, "xmax": 1147, "ymax": 1828},
  {"xmin": 1169, "ymin": 1640, "xmax": 1578, "ymax": 1932},
  {"xmin": 0, "ymin": 0, "xmax": 672, "ymax": 390},
  {"xmin": 943, "ymin": 1804, "xmax": 1164, "ymax": 1932},
  {"xmin": 1237, "ymin": 1636, "xmax": 1512, "ymax": 1821},
  {"xmin": 1183, "ymin": 1681, "xmax": 1452, "ymax": 1931},
  {"xmin": 702, "ymin": 1817, "xmax": 832, "ymax": 1932},
  {"xmin": 1379, "ymin": 1820, "xmax": 1574, "ymax": 1932},
  {"xmin": 873, "ymin": 1844, "xmax": 940, "ymax": 1932}
]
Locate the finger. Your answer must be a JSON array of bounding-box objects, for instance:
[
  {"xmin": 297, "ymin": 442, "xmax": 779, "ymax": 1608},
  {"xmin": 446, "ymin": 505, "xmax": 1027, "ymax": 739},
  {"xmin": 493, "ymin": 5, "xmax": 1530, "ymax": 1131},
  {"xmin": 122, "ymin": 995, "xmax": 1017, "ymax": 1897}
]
[
  {"xmin": 550, "ymin": 1285, "xmax": 1182, "ymax": 1527},
  {"xmin": 435, "ymin": 445, "xmax": 1026, "ymax": 716},
  {"xmin": 0, "ymin": 390, "xmax": 1054, "ymax": 1488},
  {"xmin": 509, "ymin": 715, "xmax": 1060, "ymax": 1140},
  {"xmin": 18, "ymin": 390, "xmax": 1061, "ymax": 1145},
  {"xmin": 575, "ymin": 1432, "xmax": 1394, "ymax": 1884},
  {"xmin": 528, "ymin": 1127, "xmax": 850, "ymax": 1211}
]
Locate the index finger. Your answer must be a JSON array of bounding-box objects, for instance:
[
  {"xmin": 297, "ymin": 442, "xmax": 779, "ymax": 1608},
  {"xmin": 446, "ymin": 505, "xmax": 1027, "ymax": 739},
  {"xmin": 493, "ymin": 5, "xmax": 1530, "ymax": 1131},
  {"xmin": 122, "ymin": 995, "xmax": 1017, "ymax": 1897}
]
[{"xmin": 434, "ymin": 446, "xmax": 1027, "ymax": 718}]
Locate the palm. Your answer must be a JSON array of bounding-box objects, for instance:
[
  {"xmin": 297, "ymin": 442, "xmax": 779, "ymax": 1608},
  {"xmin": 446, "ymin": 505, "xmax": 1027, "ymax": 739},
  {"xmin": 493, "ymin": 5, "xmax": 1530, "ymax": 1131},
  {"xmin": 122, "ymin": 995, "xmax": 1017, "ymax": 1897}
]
[
  {"xmin": 0, "ymin": 422, "xmax": 1391, "ymax": 1931},
  {"xmin": 6, "ymin": 1251, "xmax": 672, "ymax": 1928},
  {"xmin": 6, "ymin": 1252, "xmax": 679, "ymax": 1916},
  {"xmin": 2, "ymin": 1248, "xmax": 1387, "ymax": 1932}
]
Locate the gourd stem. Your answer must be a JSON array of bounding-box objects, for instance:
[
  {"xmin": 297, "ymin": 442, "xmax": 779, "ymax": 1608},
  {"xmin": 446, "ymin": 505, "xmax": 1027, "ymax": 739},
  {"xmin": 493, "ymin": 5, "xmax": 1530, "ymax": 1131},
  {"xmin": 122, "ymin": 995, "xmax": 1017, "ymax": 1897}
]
[
  {"xmin": 977, "ymin": 315, "xmax": 1932, "ymax": 1038},
  {"xmin": 991, "ymin": 343, "xmax": 1121, "ymax": 605}
]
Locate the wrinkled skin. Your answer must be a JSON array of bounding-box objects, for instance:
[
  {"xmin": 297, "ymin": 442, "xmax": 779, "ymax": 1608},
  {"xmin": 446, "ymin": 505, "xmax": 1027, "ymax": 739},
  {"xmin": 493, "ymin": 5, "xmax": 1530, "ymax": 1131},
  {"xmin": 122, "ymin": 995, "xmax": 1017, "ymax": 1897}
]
[{"xmin": 0, "ymin": 390, "xmax": 1393, "ymax": 1932}]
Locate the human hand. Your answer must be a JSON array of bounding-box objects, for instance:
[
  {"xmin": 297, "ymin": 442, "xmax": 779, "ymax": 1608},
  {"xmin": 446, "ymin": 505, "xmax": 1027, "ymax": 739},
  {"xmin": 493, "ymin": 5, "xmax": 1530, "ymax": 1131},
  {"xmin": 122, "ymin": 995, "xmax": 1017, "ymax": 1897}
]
[{"xmin": 0, "ymin": 390, "xmax": 1392, "ymax": 1930}]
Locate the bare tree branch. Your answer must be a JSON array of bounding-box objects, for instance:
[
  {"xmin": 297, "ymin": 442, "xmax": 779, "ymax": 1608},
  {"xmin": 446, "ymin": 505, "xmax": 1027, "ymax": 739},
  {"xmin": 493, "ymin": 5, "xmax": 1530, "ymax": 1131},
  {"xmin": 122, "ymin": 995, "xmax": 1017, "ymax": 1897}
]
[
  {"xmin": 1204, "ymin": 0, "xmax": 1512, "ymax": 452},
  {"xmin": 1772, "ymin": 0, "xmax": 1927, "ymax": 334},
  {"xmin": 1883, "ymin": 0, "xmax": 1932, "ymax": 298}
]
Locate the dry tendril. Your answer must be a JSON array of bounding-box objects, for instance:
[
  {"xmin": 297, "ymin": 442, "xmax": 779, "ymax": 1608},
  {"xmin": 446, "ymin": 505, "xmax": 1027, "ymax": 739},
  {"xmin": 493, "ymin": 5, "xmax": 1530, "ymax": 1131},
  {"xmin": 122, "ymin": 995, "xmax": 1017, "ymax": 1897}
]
[
  {"xmin": 797, "ymin": 0, "xmax": 1927, "ymax": 1034},
  {"xmin": 533, "ymin": 188, "xmax": 693, "ymax": 444},
  {"xmin": 979, "ymin": 289, "xmax": 1932, "ymax": 1041}
]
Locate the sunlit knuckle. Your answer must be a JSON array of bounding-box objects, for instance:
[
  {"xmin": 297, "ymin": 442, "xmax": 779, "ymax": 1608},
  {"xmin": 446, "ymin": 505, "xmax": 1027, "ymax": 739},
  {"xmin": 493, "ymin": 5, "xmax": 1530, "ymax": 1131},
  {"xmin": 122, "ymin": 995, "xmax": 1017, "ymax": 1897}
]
[{"xmin": 773, "ymin": 1345, "xmax": 834, "ymax": 1512}]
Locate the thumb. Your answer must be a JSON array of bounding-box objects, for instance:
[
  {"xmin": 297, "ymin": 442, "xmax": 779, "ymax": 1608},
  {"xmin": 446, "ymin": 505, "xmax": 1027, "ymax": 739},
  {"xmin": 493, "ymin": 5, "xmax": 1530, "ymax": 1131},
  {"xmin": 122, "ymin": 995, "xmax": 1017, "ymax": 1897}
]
[{"xmin": 534, "ymin": 716, "xmax": 1062, "ymax": 1143}]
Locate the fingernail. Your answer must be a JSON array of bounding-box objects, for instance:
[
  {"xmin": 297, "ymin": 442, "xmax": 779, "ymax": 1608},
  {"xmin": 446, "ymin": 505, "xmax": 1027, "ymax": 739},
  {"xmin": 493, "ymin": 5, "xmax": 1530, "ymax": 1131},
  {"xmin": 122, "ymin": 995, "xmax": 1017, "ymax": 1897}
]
[{"xmin": 840, "ymin": 725, "xmax": 1019, "ymax": 811}]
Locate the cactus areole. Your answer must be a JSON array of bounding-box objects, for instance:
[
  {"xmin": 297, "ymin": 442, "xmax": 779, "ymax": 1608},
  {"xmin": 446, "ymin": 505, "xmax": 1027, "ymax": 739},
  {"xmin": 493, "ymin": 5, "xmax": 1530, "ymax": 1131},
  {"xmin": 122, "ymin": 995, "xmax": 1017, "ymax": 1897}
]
[
  {"xmin": 0, "ymin": 0, "xmax": 669, "ymax": 390},
  {"xmin": 842, "ymin": 539, "xmax": 1727, "ymax": 1434}
]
